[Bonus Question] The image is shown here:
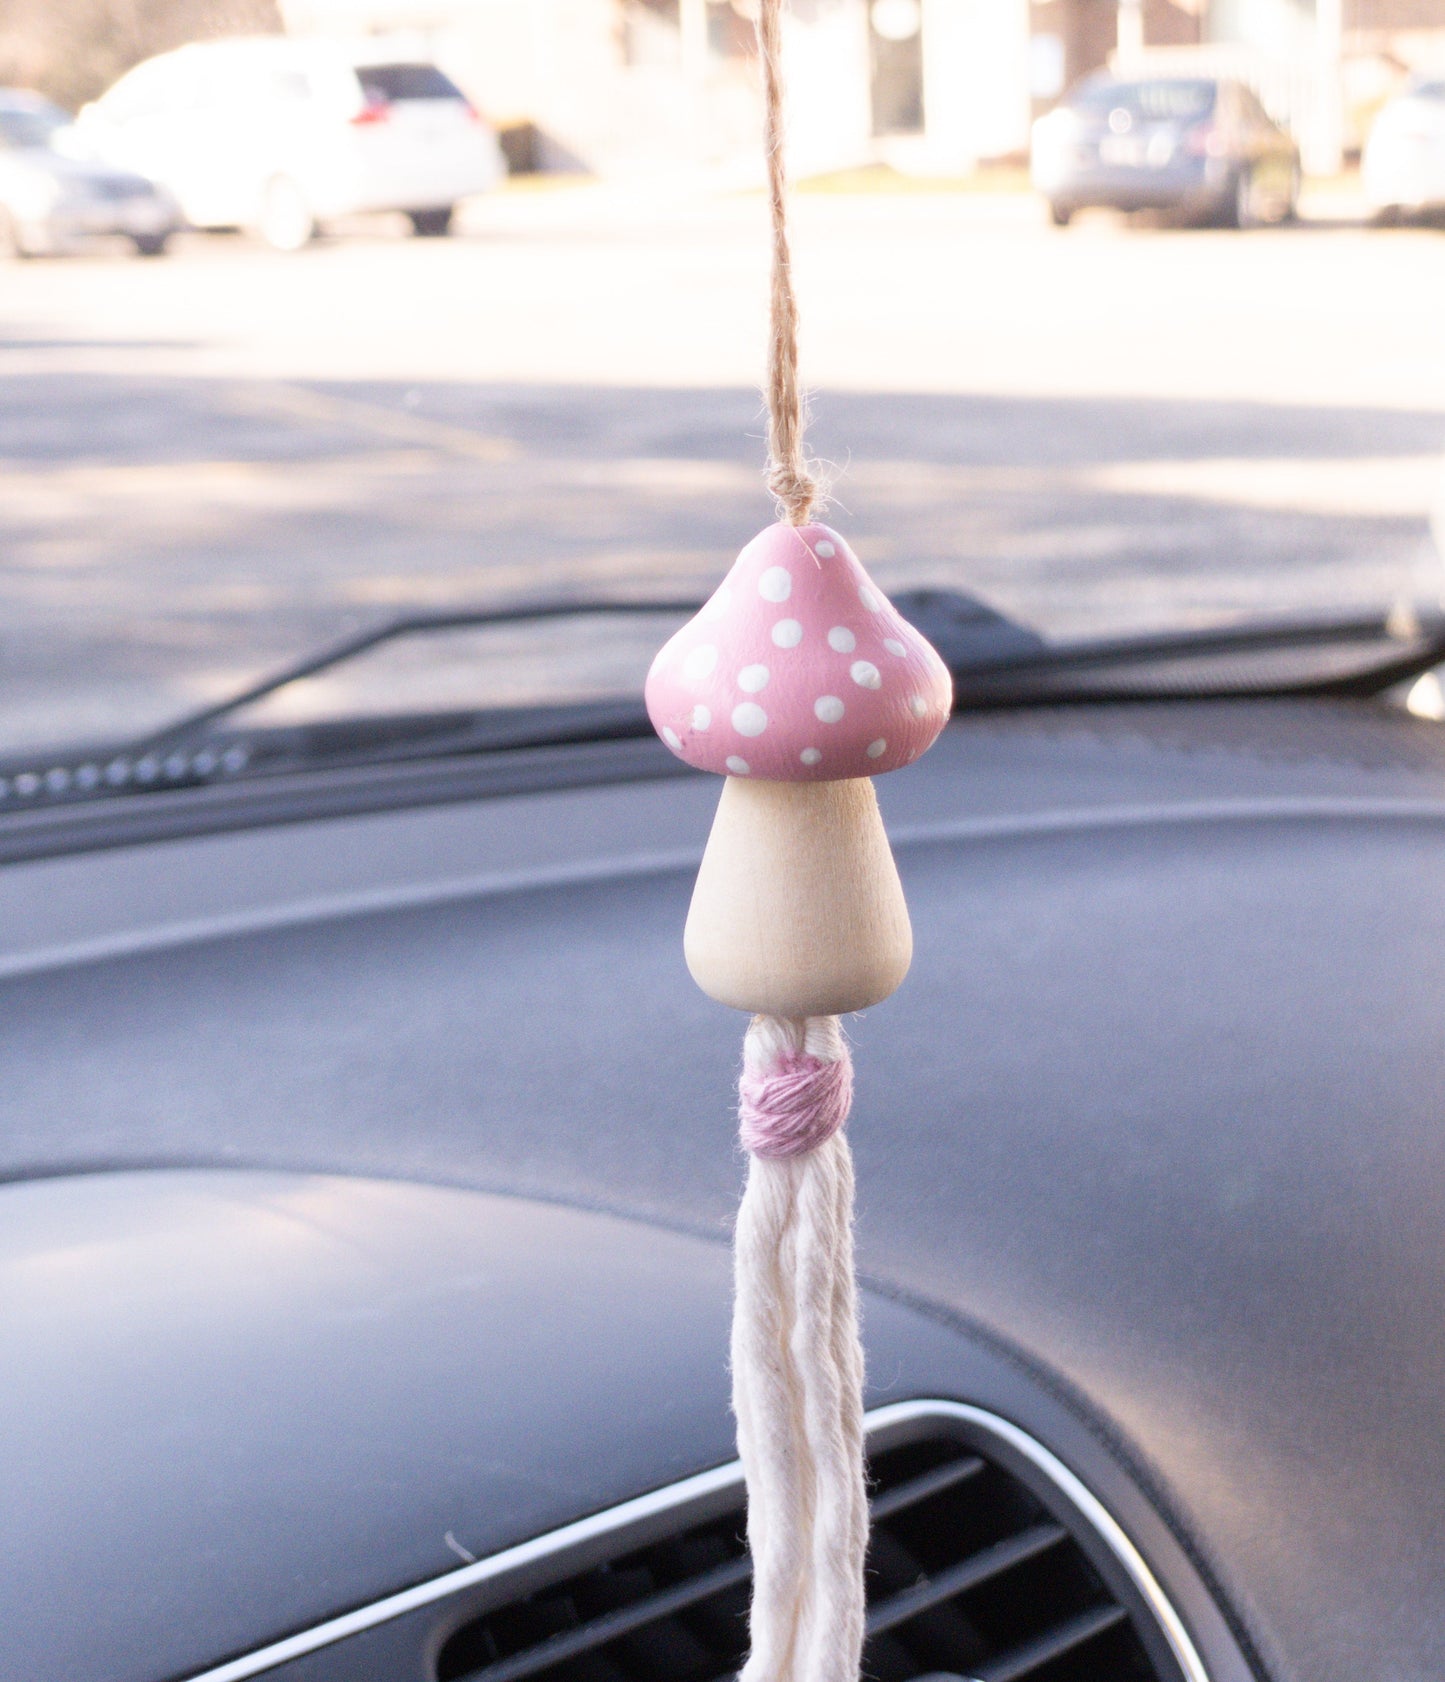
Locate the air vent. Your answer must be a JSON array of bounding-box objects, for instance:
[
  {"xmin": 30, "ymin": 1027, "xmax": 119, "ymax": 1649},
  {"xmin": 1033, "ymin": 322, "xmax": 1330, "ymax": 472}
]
[{"xmin": 434, "ymin": 1422, "xmax": 1187, "ymax": 1682}]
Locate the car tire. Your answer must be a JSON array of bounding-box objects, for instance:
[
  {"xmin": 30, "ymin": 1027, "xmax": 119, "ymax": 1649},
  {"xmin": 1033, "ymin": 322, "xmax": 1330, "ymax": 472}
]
[
  {"xmin": 0, "ymin": 207, "xmax": 35, "ymax": 258},
  {"xmin": 1280, "ymin": 163, "xmax": 1301, "ymax": 224},
  {"xmin": 258, "ymin": 177, "xmax": 315, "ymax": 253},
  {"xmin": 131, "ymin": 233, "xmax": 170, "ymax": 258},
  {"xmin": 408, "ymin": 207, "xmax": 455, "ymax": 238},
  {"xmin": 1048, "ymin": 202, "xmax": 1073, "ymax": 227},
  {"xmin": 1228, "ymin": 167, "xmax": 1259, "ymax": 231}
]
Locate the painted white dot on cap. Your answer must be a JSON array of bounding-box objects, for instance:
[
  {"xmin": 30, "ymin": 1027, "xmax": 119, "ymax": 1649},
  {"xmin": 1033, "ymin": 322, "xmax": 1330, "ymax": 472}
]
[
  {"xmin": 909, "ymin": 694, "xmax": 928, "ymax": 718},
  {"xmin": 850, "ymin": 660, "xmax": 882, "ymax": 689},
  {"xmin": 884, "ymin": 638, "xmax": 907, "ymax": 657},
  {"xmin": 814, "ymin": 695, "xmax": 845, "ymax": 724},
  {"xmin": 859, "ymin": 586, "xmax": 881, "ymax": 612},
  {"xmin": 771, "ymin": 618, "xmax": 803, "ymax": 648},
  {"xmin": 814, "ymin": 540, "xmax": 836, "ymax": 558},
  {"xmin": 758, "ymin": 566, "xmax": 792, "ymax": 603},
  {"xmin": 682, "ymin": 643, "xmax": 718, "ymax": 681},
  {"xmin": 732, "ymin": 702, "xmax": 768, "ymax": 737},
  {"xmin": 726, "ymin": 755, "xmax": 751, "ymax": 775},
  {"xmin": 738, "ymin": 664, "xmax": 770, "ymax": 693},
  {"xmin": 800, "ymin": 747, "xmax": 822, "ymax": 766},
  {"xmin": 703, "ymin": 585, "xmax": 732, "ymax": 620},
  {"xmin": 867, "ymin": 738, "xmax": 887, "ymax": 759},
  {"xmin": 827, "ymin": 626, "xmax": 856, "ymax": 653},
  {"xmin": 692, "ymin": 704, "xmax": 712, "ymax": 730},
  {"xmin": 662, "ymin": 726, "xmax": 682, "ymax": 750}
]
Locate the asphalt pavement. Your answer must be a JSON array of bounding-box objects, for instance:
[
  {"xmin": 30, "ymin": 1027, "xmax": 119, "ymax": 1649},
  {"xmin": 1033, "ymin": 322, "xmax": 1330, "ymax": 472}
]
[{"xmin": 2, "ymin": 185, "xmax": 1443, "ymax": 754}]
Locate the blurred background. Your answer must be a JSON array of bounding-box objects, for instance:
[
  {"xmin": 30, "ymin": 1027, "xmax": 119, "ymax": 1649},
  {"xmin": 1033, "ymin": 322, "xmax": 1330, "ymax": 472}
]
[{"xmin": 1, "ymin": 0, "xmax": 1443, "ymax": 756}]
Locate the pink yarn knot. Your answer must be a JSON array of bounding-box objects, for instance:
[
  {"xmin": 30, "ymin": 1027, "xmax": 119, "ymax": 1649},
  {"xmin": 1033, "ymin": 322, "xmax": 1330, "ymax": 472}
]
[{"xmin": 738, "ymin": 1043, "xmax": 854, "ymax": 1160}]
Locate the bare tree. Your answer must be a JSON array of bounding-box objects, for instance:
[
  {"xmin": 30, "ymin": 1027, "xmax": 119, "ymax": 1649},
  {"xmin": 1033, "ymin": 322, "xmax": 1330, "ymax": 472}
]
[{"xmin": 0, "ymin": 0, "xmax": 283, "ymax": 110}]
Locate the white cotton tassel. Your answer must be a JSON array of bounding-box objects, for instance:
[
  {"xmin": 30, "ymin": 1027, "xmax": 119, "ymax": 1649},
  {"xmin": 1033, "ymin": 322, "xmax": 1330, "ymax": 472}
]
[{"xmin": 733, "ymin": 1014, "xmax": 868, "ymax": 1682}]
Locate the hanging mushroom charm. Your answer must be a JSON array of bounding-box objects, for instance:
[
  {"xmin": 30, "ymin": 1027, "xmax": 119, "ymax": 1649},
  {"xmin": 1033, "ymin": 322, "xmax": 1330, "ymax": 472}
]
[
  {"xmin": 646, "ymin": 520, "xmax": 952, "ymax": 1682},
  {"xmin": 647, "ymin": 520, "xmax": 952, "ymax": 1016}
]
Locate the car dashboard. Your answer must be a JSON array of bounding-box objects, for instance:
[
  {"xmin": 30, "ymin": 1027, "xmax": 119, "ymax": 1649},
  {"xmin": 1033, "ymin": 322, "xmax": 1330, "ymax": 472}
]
[{"xmin": 4, "ymin": 698, "xmax": 1445, "ymax": 1682}]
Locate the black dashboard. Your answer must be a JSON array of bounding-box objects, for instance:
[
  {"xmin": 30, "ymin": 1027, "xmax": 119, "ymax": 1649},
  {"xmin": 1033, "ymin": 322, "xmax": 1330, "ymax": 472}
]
[{"xmin": 5, "ymin": 699, "xmax": 1445, "ymax": 1681}]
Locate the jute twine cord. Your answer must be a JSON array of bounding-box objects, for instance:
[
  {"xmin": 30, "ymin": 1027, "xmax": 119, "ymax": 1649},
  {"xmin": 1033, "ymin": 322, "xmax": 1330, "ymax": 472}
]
[{"xmin": 758, "ymin": 0, "xmax": 818, "ymax": 525}]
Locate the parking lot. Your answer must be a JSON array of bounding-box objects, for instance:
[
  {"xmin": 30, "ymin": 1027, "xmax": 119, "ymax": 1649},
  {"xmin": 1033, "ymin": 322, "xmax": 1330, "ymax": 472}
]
[{"xmin": 3, "ymin": 184, "xmax": 1444, "ymax": 752}]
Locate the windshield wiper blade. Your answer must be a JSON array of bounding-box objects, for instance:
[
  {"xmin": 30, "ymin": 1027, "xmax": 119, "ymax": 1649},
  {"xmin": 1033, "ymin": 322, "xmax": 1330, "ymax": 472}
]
[
  {"xmin": 131, "ymin": 596, "xmax": 705, "ymax": 759},
  {"xmin": 923, "ymin": 606, "xmax": 1445, "ymax": 709},
  {"xmin": 5, "ymin": 593, "xmax": 1445, "ymax": 820}
]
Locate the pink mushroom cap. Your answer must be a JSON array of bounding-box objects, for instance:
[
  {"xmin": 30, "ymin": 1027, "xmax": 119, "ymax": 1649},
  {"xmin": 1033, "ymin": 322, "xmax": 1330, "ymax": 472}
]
[{"xmin": 645, "ymin": 522, "xmax": 953, "ymax": 782}]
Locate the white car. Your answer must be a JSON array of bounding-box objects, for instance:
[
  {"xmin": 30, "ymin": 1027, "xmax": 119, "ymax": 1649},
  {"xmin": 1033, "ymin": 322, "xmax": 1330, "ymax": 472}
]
[
  {"xmin": 75, "ymin": 38, "xmax": 506, "ymax": 250},
  {"xmin": 1363, "ymin": 77, "xmax": 1445, "ymax": 220}
]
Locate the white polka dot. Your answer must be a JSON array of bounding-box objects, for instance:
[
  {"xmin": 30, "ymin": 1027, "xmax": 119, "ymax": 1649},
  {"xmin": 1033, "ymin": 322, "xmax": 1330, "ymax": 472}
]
[
  {"xmin": 800, "ymin": 747, "xmax": 822, "ymax": 766},
  {"xmin": 850, "ymin": 660, "xmax": 882, "ymax": 689},
  {"xmin": 703, "ymin": 586, "xmax": 732, "ymax": 620},
  {"xmin": 909, "ymin": 695, "xmax": 928, "ymax": 718},
  {"xmin": 758, "ymin": 566, "xmax": 792, "ymax": 603},
  {"xmin": 771, "ymin": 618, "xmax": 804, "ymax": 648},
  {"xmin": 692, "ymin": 704, "xmax": 712, "ymax": 730},
  {"xmin": 732, "ymin": 702, "xmax": 768, "ymax": 736},
  {"xmin": 662, "ymin": 727, "xmax": 682, "ymax": 750},
  {"xmin": 867, "ymin": 738, "xmax": 887, "ymax": 759},
  {"xmin": 738, "ymin": 664, "xmax": 770, "ymax": 693},
  {"xmin": 726, "ymin": 755, "xmax": 750, "ymax": 775},
  {"xmin": 815, "ymin": 540, "xmax": 836, "ymax": 558},
  {"xmin": 814, "ymin": 695, "xmax": 845, "ymax": 724},
  {"xmin": 884, "ymin": 638, "xmax": 907, "ymax": 657},
  {"xmin": 827, "ymin": 626, "xmax": 856, "ymax": 653},
  {"xmin": 859, "ymin": 586, "xmax": 881, "ymax": 612},
  {"xmin": 682, "ymin": 643, "xmax": 718, "ymax": 681}
]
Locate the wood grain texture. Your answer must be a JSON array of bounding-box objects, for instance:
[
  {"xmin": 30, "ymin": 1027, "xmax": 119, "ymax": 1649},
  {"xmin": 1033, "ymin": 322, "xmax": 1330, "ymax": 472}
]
[{"xmin": 684, "ymin": 775, "xmax": 912, "ymax": 1016}]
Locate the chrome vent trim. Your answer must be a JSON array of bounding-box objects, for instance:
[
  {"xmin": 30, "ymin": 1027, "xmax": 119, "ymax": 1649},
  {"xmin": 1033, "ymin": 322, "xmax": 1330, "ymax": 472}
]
[{"xmin": 187, "ymin": 1400, "xmax": 1211, "ymax": 1682}]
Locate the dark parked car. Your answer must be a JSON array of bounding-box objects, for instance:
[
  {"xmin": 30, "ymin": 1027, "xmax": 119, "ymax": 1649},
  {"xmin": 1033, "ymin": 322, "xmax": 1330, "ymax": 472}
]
[
  {"xmin": 4, "ymin": 595, "xmax": 1445, "ymax": 1681},
  {"xmin": 1031, "ymin": 74, "xmax": 1300, "ymax": 228},
  {"xmin": 0, "ymin": 87, "xmax": 180, "ymax": 256}
]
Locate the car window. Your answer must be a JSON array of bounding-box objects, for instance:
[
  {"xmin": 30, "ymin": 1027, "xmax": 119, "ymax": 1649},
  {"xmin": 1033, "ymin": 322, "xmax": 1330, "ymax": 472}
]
[
  {"xmin": 1068, "ymin": 77, "xmax": 1217, "ymax": 121},
  {"xmin": 355, "ymin": 63, "xmax": 466, "ymax": 103},
  {"xmin": 0, "ymin": 104, "xmax": 68, "ymax": 149}
]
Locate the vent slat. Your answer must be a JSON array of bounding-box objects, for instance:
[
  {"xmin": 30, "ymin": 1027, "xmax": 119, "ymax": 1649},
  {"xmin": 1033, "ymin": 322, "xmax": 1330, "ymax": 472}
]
[
  {"xmin": 436, "ymin": 1430, "xmax": 1175, "ymax": 1682},
  {"xmin": 453, "ymin": 1555, "xmax": 751, "ymax": 1682},
  {"xmin": 865, "ymin": 1522, "xmax": 1069, "ymax": 1638},
  {"xmin": 868, "ymin": 1454, "xmax": 986, "ymax": 1522},
  {"xmin": 975, "ymin": 1603, "xmax": 1130, "ymax": 1682}
]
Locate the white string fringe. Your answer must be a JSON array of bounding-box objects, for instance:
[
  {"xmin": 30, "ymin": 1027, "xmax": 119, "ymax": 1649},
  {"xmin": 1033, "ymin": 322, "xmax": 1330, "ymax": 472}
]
[{"xmin": 733, "ymin": 1015, "xmax": 868, "ymax": 1682}]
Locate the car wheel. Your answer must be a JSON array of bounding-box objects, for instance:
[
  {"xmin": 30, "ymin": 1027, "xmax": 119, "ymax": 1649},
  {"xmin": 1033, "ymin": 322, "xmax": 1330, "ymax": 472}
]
[
  {"xmin": 131, "ymin": 233, "xmax": 170, "ymax": 258},
  {"xmin": 1048, "ymin": 202, "xmax": 1073, "ymax": 228},
  {"xmin": 408, "ymin": 207, "xmax": 455, "ymax": 238},
  {"xmin": 258, "ymin": 177, "xmax": 315, "ymax": 253},
  {"xmin": 0, "ymin": 207, "xmax": 35, "ymax": 258},
  {"xmin": 1229, "ymin": 167, "xmax": 1259, "ymax": 230}
]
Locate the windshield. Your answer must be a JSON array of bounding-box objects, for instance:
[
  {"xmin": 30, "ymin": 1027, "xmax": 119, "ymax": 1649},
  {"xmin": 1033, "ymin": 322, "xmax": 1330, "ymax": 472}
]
[
  {"xmin": 355, "ymin": 63, "xmax": 467, "ymax": 103},
  {"xmin": 2, "ymin": 6, "xmax": 1444, "ymax": 765},
  {"xmin": 1067, "ymin": 77, "xmax": 1217, "ymax": 120},
  {"xmin": 0, "ymin": 102, "xmax": 69, "ymax": 149}
]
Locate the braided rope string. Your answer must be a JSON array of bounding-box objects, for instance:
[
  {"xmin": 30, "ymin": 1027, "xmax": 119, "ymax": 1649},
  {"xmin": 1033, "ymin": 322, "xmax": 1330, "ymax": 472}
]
[
  {"xmin": 758, "ymin": 0, "xmax": 818, "ymax": 525},
  {"xmin": 733, "ymin": 1015, "xmax": 868, "ymax": 1682}
]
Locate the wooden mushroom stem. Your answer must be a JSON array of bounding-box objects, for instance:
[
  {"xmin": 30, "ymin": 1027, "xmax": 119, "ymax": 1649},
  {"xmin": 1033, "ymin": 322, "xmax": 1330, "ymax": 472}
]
[{"xmin": 684, "ymin": 775, "xmax": 912, "ymax": 1018}]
